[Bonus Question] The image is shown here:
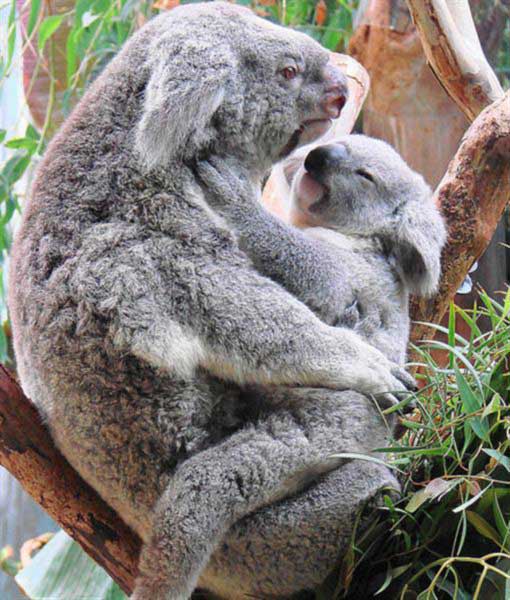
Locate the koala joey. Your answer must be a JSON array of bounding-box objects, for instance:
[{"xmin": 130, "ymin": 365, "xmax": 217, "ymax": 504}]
[
  {"xmin": 197, "ymin": 134, "xmax": 447, "ymax": 366},
  {"xmin": 191, "ymin": 135, "xmax": 446, "ymax": 599},
  {"xmin": 8, "ymin": 3, "xmax": 418, "ymax": 599}
]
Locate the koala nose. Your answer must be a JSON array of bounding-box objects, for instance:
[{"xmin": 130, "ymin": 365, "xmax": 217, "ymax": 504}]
[
  {"xmin": 304, "ymin": 144, "xmax": 349, "ymax": 181},
  {"xmin": 321, "ymin": 63, "xmax": 349, "ymax": 119}
]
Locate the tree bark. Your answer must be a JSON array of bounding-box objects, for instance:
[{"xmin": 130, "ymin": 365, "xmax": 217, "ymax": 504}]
[
  {"xmin": 0, "ymin": 365, "xmax": 140, "ymax": 594},
  {"xmin": 405, "ymin": 0, "xmax": 503, "ymax": 122},
  {"xmin": 410, "ymin": 90, "xmax": 510, "ymax": 340}
]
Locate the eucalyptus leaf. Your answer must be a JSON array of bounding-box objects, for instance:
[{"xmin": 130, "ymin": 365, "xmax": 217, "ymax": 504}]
[
  {"xmin": 15, "ymin": 530, "xmax": 126, "ymax": 600},
  {"xmin": 38, "ymin": 14, "xmax": 66, "ymax": 54}
]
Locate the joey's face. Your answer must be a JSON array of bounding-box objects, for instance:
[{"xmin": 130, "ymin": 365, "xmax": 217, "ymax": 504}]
[{"xmin": 291, "ymin": 135, "xmax": 429, "ymax": 235}]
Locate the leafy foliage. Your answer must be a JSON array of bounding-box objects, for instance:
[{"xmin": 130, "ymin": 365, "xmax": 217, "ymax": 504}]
[{"xmin": 325, "ymin": 289, "xmax": 510, "ymax": 599}]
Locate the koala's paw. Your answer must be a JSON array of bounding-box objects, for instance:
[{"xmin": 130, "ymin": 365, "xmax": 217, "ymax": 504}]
[
  {"xmin": 195, "ymin": 155, "xmax": 258, "ymax": 211},
  {"xmin": 344, "ymin": 336, "xmax": 417, "ymax": 409}
]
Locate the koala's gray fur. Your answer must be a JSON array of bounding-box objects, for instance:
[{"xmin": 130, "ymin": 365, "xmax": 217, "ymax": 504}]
[
  {"xmin": 195, "ymin": 136, "xmax": 446, "ymax": 596},
  {"xmin": 198, "ymin": 134, "xmax": 446, "ymax": 366},
  {"xmin": 9, "ymin": 3, "xmax": 418, "ymax": 598}
]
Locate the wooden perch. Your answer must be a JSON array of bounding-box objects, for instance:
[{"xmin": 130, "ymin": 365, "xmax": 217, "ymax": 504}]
[
  {"xmin": 411, "ymin": 90, "xmax": 510, "ymax": 341},
  {"xmin": 405, "ymin": 0, "xmax": 503, "ymax": 121},
  {"xmin": 0, "ymin": 365, "xmax": 140, "ymax": 594},
  {"xmin": 404, "ymin": 0, "xmax": 510, "ymax": 336}
]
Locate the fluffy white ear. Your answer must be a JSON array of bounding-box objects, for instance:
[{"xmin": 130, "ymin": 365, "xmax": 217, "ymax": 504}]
[
  {"xmin": 391, "ymin": 194, "xmax": 447, "ymax": 297},
  {"xmin": 136, "ymin": 39, "xmax": 236, "ymax": 168}
]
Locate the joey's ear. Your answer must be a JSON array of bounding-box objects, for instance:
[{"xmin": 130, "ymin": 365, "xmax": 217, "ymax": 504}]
[
  {"xmin": 136, "ymin": 40, "xmax": 236, "ymax": 168},
  {"xmin": 391, "ymin": 193, "xmax": 447, "ymax": 297}
]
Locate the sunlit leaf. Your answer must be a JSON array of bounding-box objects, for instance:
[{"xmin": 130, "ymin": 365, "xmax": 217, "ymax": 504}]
[
  {"xmin": 466, "ymin": 511, "xmax": 502, "ymax": 547},
  {"xmin": 38, "ymin": 14, "xmax": 66, "ymax": 54},
  {"xmin": 27, "ymin": 0, "xmax": 43, "ymax": 37}
]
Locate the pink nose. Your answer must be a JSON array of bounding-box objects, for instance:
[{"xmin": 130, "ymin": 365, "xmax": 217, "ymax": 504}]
[{"xmin": 321, "ymin": 63, "xmax": 348, "ymax": 119}]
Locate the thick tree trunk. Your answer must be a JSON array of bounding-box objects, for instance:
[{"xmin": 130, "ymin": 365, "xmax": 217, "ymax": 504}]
[{"xmin": 0, "ymin": 365, "xmax": 140, "ymax": 594}]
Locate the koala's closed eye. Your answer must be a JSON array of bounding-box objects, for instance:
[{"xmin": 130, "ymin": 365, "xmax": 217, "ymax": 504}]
[{"xmin": 355, "ymin": 169, "xmax": 375, "ymax": 183}]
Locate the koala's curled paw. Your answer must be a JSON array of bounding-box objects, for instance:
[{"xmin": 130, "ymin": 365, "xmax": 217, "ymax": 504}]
[
  {"xmin": 195, "ymin": 155, "xmax": 259, "ymax": 213},
  {"xmin": 342, "ymin": 335, "xmax": 417, "ymax": 409}
]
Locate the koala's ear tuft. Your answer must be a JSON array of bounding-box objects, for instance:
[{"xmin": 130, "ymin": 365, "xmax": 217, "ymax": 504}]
[
  {"xmin": 390, "ymin": 191, "xmax": 447, "ymax": 297},
  {"xmin": 136, "ymin": 39, "xmax": 237, "ymax": 168}
]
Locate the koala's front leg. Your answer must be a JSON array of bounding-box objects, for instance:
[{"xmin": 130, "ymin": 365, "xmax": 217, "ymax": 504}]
[
  {"xmin": 196, "ymin": 158, "xmax": 359, "ymax": 326},
  {"xmin": 72, "ymin": 228, "xmax": 415, "ymax": 403}
]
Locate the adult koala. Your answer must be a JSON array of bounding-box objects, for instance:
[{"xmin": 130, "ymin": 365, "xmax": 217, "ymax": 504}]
[{"xmin": 9, "ymin": 3, "xmax": 415, "ymax": 598}]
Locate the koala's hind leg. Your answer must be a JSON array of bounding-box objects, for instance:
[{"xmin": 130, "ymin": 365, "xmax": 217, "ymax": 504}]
[
  {"xmin": 131, "ymin": 429, "xmax": 345, "ymax": 600},
  {"xmin": 131, "ymin": 389, "xmax": 393, "ymax": 600},
  {"xmin": 201, "ymin": 459, "xmax": 400, "ymax": 600}
]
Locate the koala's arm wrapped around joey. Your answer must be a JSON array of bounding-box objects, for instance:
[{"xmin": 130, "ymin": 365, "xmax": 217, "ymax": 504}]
[
  {"xmin": 196, "ymin": 157, "xmax": 356, "ymax": 324},
  {"xmin": 72, "ymin": 223, "xmax": 414, "ymax": 403}
]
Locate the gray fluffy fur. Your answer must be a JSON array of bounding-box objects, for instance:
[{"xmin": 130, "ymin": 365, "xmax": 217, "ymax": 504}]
[
  {"xmin": 196, "ymin": 135, "xmax": 446, "ymax": 597},
  {"xmin": 198, "ymin": 134, "xmax": 447, "ymax": 366},
  {"xmin": 9, "ymin": 3, "xmax": 419, "ymax": 599}
]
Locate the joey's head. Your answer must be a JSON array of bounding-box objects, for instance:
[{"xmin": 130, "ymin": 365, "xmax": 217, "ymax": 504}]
[
  {"xmin": 135, "ymin": 2, "xmax": 347, "ymax": 174},
  {"xmin": 290, "ymin": 135, "xmax": 447, "ymax": 295}
]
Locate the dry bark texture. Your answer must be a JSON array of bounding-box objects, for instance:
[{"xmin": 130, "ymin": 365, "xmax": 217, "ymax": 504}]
[
  {"xmin": 411, "ymin": 90, "xmax": 510, "ymax": 340},
  {"xmin": 348, "ymin": 0, "xmax": 469, "ymax": 188},
  {"xmin": 405, "ymin": 0, "xmax": 503, "ymax": 122},
  {"xmin": 0, "ymin": 365, "xmax": 140, "ymax": 594}
]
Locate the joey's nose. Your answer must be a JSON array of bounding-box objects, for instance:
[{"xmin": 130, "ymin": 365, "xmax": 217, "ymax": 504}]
[
  {"xmin": 304, "ymin": 144, "xmax": 349, "ymax": 181},
  {"xmin": 321, "ymin": 63, "xmax": 349, "ymax": 119}
]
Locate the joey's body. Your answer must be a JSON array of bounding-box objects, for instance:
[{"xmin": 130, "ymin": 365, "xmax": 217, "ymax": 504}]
[
  {"xmin": 197, "ymin": 137, "xmax": 446, "ymax": 598},
  {"xmin": 303, "ymin": 227, "xmax": 409, "ymax": 363},
  {"xmin": 9, "ymin": 4, "xmax": 417, "ymax": 599}
]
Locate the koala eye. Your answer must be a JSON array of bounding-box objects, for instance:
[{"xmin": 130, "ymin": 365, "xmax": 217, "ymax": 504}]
[
  {"xmin": 281, "ymin": 65, "xmax": 298, "ymax": 80},
  {"xmin": 356, "ymin": 169, "xmax": 375, "ymax": 183}
]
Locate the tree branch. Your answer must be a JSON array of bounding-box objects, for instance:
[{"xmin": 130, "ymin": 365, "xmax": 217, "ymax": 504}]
[
  {"xmin": 405, "ymin": 0, "xmax": 503, "ymax": 121},
  {"xmin": 0, "ymin": 365, "xmax": 140, "ymax": 594},
  {"xmin": 410, "ymin": 90, "xmax": 510, "ymax": 340}
]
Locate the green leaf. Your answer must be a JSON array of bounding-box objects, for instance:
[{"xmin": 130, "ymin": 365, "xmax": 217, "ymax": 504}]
[
  {"xmin": 0, "ymin": 129, "xmax": 6, "ymax": 144},
  {"xmin": 492, "ymin": 495, "xmax": 509, "ymax": 546},
  {"xmin": 27, "ymin": 0, "xmax": 42, "ymax": 38},
  {"xmin": 25, "ymin": 124, "xmax": 40, "ymax": 141},
  {"xmin": 6, "ymin": 0, "xmax": 17, "ymax": 72},
  {"xmin": 466, "ymin": 510, "xmax": 502, "ymax": 547},
  {"xmin": 454, "ymin": 366, "xmax": 489, "ymax": 441},
  {"xmin": 15, "ymin": 530, "xmax": 126, "ymax": 600},
  {"xmin": 483, "ymin": 449, "xmax": 510, "ymax": 473},
  {"xmin": 38, "ymin": 14, "xmax": 65, "ymax": 54},
  {"xmin": 1, "ymin": 154, "xmax": 31, "ymax": 187},
  {"xmin": 4, "ymin": 137, "xmax": 38, "ymax": 153}
]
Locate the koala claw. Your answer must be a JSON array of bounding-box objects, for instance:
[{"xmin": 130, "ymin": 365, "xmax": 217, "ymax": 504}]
[{"xmin": 391, "ymin": 367, "xmax": 418, "ymax": 392}]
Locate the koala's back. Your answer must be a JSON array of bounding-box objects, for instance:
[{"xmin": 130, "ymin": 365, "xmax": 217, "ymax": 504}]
[
  {"xmin": 8, "ymin": 13, "xmax": 245, "ymax": 534},
  {"xmin": 305, "ymin": 227, "xmax": 410, "ymax": 364}
]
